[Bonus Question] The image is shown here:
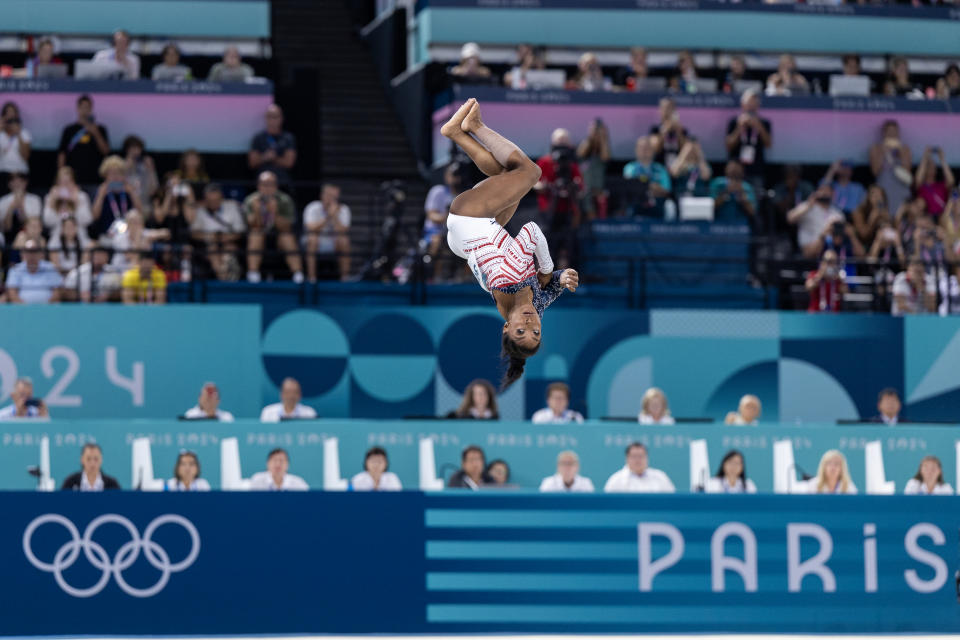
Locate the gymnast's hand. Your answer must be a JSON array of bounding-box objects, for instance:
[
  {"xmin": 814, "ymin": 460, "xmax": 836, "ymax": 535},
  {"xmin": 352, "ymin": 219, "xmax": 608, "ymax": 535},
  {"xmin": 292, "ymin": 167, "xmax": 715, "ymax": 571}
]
[{"xmin": 560, "ymin": 269, "xmax": 579, "ymax": 292}]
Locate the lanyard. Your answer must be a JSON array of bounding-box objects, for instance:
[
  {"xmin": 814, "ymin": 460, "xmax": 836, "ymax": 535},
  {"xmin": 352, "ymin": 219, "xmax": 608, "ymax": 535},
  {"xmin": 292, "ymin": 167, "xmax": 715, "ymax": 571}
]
[{"xmin": 107, "ymin": 192, "xmax": 127, "ymax": 222}]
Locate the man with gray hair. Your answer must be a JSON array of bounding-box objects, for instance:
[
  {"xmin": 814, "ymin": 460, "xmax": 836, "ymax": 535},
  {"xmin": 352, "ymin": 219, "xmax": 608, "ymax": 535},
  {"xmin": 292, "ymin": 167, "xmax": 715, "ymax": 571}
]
[
  {"xmin": 259, "ymin": 377, "xmax": 317, "ymax": 422},
  {"xmin": 535, "ymin": 127, "xmax": 583, "ymax": 269},
  {"xmin": 0, "ymin": 377, "xmax": 48, "ymax": 420},
  {"xmin": 539, "ymin": 450, "xmax": 595, "ymax": 492}
]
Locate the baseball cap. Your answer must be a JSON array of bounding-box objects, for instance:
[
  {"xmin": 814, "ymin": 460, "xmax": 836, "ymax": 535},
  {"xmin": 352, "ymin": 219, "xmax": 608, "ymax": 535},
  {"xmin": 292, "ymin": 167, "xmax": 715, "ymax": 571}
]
[{"xmin": 460, "ymin": 42, "xmax": 481, "ymax": 61}]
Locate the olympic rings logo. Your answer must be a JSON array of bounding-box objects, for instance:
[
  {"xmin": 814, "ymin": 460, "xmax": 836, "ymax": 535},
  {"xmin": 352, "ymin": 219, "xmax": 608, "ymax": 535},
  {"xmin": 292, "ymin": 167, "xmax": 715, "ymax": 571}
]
[{"xmin": 23, "ymin": 513, "xmax": 200, "ymax": 598}]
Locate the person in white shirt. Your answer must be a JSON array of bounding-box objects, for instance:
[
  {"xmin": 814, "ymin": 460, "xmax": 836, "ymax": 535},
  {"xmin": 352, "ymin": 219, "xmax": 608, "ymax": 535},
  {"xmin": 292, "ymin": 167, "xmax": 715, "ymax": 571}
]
[
  {"xmin": 531, "ymin": 382, "xmax": 584, "ymax": 424},
  {"xmin": 63, "ymin": 246, "xmax": 121, "ymax": 303},
  {"xmin": 0, "ymin": 377, "xmax": 48, "ymax": 420},
  {"xmin": 787, "ymin": 184, "xmax": 845, "ymax": 258},
  {"xmin": 92, "ymin": 29, "xmax": 141, "ymax": 79},
  {"xmin": 892, "ymin": 259, "xmax": 936, "ymax": 316},
  {"xmin": 191, "ymin": 183, "xmax": 245, "ymax": 280},
  {"xmin": 43, "ymin": 166, "xmax": 94, "ymax": 239},
  {"xmin": 604, "ymin": 442, "xmax": 675, "ymax": 493},
  {"xmin": 705, "ymin": 449, "xmax": 757, "ymax": 494},
  {"xmin": 351, "ymin": 446, "xmax": 402, "ymax": 491},
  {"xmin": 0, "ymin": 173, "xmax": 42, "ymax": 231},
  {"xmin": 871, "ymin": 387, "xmax": 901, "ymax": 426},
  {"xmin": 183, "ymin": 382, "xmax": 235, "ymax": 422},
  {"xmin": 260, "ymin": 377, "xmax": 317, "ymax": 422},
  {"xmin": 249, "ymin": 448, "xmax": 309, "ymax": 491},
  {"xmin": 904, "ymin": 455, "xmax": 954, "ymax": 495},
  {"xmin": 638, "ymin": 387, "xmax": 675, "ymax": 425},
  {"xmin": 539, "ymin": 450, "xmax": 595, "ymax": 493},
  {"xmin": 0, "ymin": 103, "xmax": 31, "ymax": 175},
  {"xmin": 725, "ymin": 394, "xmax": 761, "ymax": 426},
  {"xmin": 61, "ymin": 444, "xmax": 121, "ymax": 491},
  {"xmin": 166, "ymin": 451, "xmax": 211, "ymax": 491},
  {"xmin": 806, "ymin": 449, "xmax": 857, "ymax": 494},
  {"xmin": 303, "ymin": 184, "xmax": 352, "ymax": 282}
]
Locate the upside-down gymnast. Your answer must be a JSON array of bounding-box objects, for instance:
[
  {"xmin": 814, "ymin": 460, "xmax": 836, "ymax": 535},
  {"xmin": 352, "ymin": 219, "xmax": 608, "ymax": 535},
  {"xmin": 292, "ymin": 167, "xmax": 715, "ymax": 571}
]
[{"xmin": 440, "ymin": 98, "xmax": 579, "ymax": 389}]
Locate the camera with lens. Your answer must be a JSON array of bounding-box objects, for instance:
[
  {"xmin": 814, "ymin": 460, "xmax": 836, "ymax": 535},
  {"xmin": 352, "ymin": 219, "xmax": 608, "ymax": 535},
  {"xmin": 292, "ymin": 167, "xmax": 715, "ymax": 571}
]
[{"xmin": 550, "ymin": 144, "xmax": 577, "ymax": 198}]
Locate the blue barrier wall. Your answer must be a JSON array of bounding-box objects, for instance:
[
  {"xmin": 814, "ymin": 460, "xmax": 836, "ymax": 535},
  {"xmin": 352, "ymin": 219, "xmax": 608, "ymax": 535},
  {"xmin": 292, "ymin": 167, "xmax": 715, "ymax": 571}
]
[
  {"xmin": 4, "ymin": 492, "xmax": 959, "ymax": 634},
  {"xmin": 2, "ymin": 307, "xmax": 959, "ymax": 422},
  {"xmin": 4, "ymin": 419, "xmax": 957, "ymax": 492}
]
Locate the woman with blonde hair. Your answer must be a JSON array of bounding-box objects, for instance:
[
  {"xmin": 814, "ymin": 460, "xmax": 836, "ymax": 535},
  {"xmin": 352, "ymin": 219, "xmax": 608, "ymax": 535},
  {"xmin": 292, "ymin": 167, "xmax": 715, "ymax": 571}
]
[
  {"xmin": 809, "ymin": 449, "xmax": 857, "ymax": 494},
  {"xmin": 638, "ymin": 387, "xmax": 674, "ymax": 425},
  {"xmin": 904, "ymin": 455, "xmax": 954, "ymax": 495},
  {"xmin": 91, "ymin": 154, "xmax": 144, "ymax": 238}
]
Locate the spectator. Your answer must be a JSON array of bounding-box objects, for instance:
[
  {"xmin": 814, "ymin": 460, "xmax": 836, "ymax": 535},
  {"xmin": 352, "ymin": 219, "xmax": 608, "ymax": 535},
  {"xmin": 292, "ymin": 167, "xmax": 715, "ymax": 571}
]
[
  {"xmin": 705, "ymin": 450, "xmax": 757, "ymax": 494},
  {"xmin": 669, "ymin": 139, "xmax": 712, "ymax": 199},
  {"xmin": 503, "ymin": 44, "xmax": 547, "ymax": 89},
  {"xmin": 151, "ymin": 43, "xmax": 192, "ymax": 82},
  {"xmin": 821, "ymin": 159, "xmax": 865, "ymax": 216},
  {"xmin": 539, "ymin": 450, "xmax": 595, "ymax": 493},
  {"xmin": 21, "ymin": 38, "xmax": 61, "ymax": 79},
  {"xmin": 5, "ymin": 239, "xmax": 60, "ymax": 304},
  {"xmin": 303, "ymin": 184, "xmax": 351, "ymax": 282},
  {"xmin": 709, "ymin": 160, "xmax": 756, "ymax": 223},
  {"xmin": 725, "ymin": 89, "xmax": 772, "ymax": 189},
  {"xmin": 892, "ymin": 258, "xmax": 936, "ymax": 316},
  {"xmin": 249, "ymin": 448, "xmax": 309, "ymax": 491},
  {"xmin": 870, "ymin": 119, "xmax": 913, "ymax": 214},
  {"xmin": 935, "ymin": 63, "xmax": 960, "ymax": 99},
  {"xmin": 536, "ymin": 128, "xmax": 583, "ymax": 267},
  {"xmin": 772, "ymin": 165, "xmax": 814, "ymax": 230},
  {"xmin": 61, "ymin": 443, "xmax": 120, "ymax": 491},
  {"xmin": 912, "ymin": 216, "xmax": 949, "ymax": 276},
  {"xmin": 121, "ymin": 251, "xmax": 167, "ymax": 305},
  {"xmin": 447, "ymin": 445, "xmax": 493, "ymax": 489},
  {"xmin": 604, "ymin": 442, "xmax": 675, "ymax": 493},
  {"xmin": 451, "ymin": 379, "xmax": 499, "ymax": 420},
  {"xmin": 669, "ymin": 50, "xmax": 699, "ymax": 93},
  {"xmin": 207, "ymin": 46, "xmax": 255, "ymax": 83},
  {"xmin": 43, "ymin": 167, "xmax": 93, "ymax": 239},
  {"xmin": 531, "ymin": 382, "xmax": 584, "ymax": 424},
  {"xmin": 616, "ymin": 47, "xmax": 649, "ymax": 89},
  {"xmin": 807, "ymin": 450, "xmax": 857, "ymax": 495},
  {"xmin": 867, "ymin": 222, "xmax": 905, "ymax": 307},
  {"xmin": 805, "ymin": 249, "xmax": 847, "ymax": 313},
  {"xmin": 852, "ymin": 184, "xmax": 890, "ymax": 246},
  {"xmin": 422, "ymin": 163, "xmax": 463, "ymax": 279},
  {"xmin": 842, "ymin": 53, "xmax": 862, "ymax": 77},
  {"xmin": 351, "ymin": 446, "xmax": 402, "ymax": 491},
  {"xmin": 12, "ymin": 217, "xmax": 45, "ymax": 253},
  {"xmin": 577, "ymin": 119, "xmax": 611, "ymax": 219},
  {"xmin": 105, "ymin": 210, "xmax": 159, "ymax": 273},
  {"xmin": 883, "ymin": 57, "xmax": 922, "ymax": 98},
  {"xmin": 650, "ymin": 97, "xmax": 688, "ymax": 167},
  {"xmin": 871, "ymin": 388, "xmax": 902, "ymax": 426},
  {"xmin": 721, "ymin": 54, "xmax": 748, "ymax": 94},
  {"xmin": 150, "ymin": 173, "xmax": 196, "ymax": 269},
  {"xmin": 765, "ymin": 53, "xmax": 809, "ymax": 96},
  {"xmin": 57, "ymin": 95, "xmax": 110, "ymax": 187},
  {"xmin": 243, "ymin": 170, "xmax": 304, "ymax": 283},
  {"xmin": 486, "ymin": 459, "xmax": 510, "ymax": 486},
  {"xmin": 93, "ymin": 29, "xmax": 140, "ymax": 79},
  {"xmin": 259, "ymin": 377, "xmax": 317, "ymax": 422},
  {"xmin": 0, "ymin": 377, "xmax": 48, "ymax": 420},
  {"xmin": 1, "ymin": 173, "xmax": 41, "ymax": 240},
  {"xmin": 638, "ymin": 387, "xmax": 674, "ymax": 425},
  {"xmin": 914, "ymin": 146, "xmax": 955, "ymax": 218},
  {"xmin": 165, "ymin": 451, "xmax": 210, "ymax": 491},
  {"xmin": 787, "ymin": 184, "xmax": 844, "ymax": 258},
  {"xmin": 943, "ymin": 194, "xmax": 960, "ymax": 252},
  {"xmin": 896, "ymin": 196, "xmax": 927, "ymax": 255},
  {"xmin": 49, "ymin": 217, "xmax": 90, "ymax": 275},
  {"xmin": 174, "ymin": 149, "xmax": 210, "ymax": 200},
  {"xmin": 449, "ymin": 42, "xmax": 492, "ymax": 80},
  {"xmin": 568, "ymin": 52, "xmax": 608, "ymax": 92},
  {"xmin": 904, "ymin": 455, "xmax": 954, "ymax": 495},
  {"xmin": 192, "ymin": 183, "xmax": 245, "ymax": 281},
  {"xmin": 183, "ymin": 382, "xmax": 235, "ymax": 422},
  {"xmin": 63, "ymin": 246, "xmax": 120, "ymax": 303},
  {"xmin": 940, "ymin": 264, "xmax": 960, "ymax": 316},
  {"xmin": 91, "ymin": 155, "xmax": 144, "ymax": 239},
  {"xmin": 122, "ymin": 135, "xmax": 159, "ymax": 215},
  {"xmin": 810, "ymin": 216, "xmax": 865, "ymax": 277},
  {"xmin": 248, "ymin": 104, "xmax": 297, "ymax": 188},
  {"xmin": 725, "ymin": 394, "xmax": 761, "ymax": 425},
  {"xmin": 0, "ymin": 102, "xmax": 31, "ymax": 183},
  {"xmin": 623, "ymin": 135, "xmax": 671, "ymax": 218}
]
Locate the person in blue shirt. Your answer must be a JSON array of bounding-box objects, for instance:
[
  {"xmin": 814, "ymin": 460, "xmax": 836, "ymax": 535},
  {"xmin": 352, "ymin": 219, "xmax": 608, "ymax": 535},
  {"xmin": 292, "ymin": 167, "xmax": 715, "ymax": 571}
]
[
  {"xmin": 821, "ymin": 159, "xmax": 866, "ymax": 216},
  {"xmin": 5, "ymin": 239, "xmax": 62, "ymax": 304},
  {"xmin": 669, "ymin": 139, "xmax": 712, "ymax": 198},
  {"xmin": 709, "ymin": 160, "xmax": 756, "ymax": 223},
  {"xmin": 622, "ymin": 136, "xmax": 671, "ymax": 217}
]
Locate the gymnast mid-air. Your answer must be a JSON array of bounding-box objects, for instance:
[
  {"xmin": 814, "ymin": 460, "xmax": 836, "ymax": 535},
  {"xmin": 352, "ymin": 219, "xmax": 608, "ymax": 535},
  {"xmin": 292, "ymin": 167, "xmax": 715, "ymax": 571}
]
[{"xmin": 440, "ymin": 98, "xmax": 579, "ymax": 389}]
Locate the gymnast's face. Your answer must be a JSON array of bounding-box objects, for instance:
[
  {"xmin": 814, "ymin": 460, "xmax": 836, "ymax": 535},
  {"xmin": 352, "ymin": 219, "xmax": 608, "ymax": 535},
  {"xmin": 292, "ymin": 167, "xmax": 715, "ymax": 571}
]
[{"xmin": 504, "ymin": 304, "xmax": 541, "ymax": 350}]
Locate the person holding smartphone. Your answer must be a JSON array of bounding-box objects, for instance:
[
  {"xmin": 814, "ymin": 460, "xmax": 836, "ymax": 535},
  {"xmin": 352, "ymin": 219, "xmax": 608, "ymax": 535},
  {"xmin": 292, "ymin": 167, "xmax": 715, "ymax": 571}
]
[
  {"xmin": 0, "ymin": 377, "xmax": 49, "ymax": 420},
  {"xmin": 56, "ymin": 95, "xmax": 110, "ymax": 187},
  {"xmin": 805, "ymin": 249, "xmax": 848, "ymax": 313}
]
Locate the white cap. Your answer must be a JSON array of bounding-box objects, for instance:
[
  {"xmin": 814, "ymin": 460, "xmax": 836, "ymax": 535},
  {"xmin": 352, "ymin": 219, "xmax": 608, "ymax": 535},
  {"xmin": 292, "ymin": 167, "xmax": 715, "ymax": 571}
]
[
  {"xmin": 460, "ymin": 42, "xmax": 481, "ymax": 61},
  {"xmin": 551, "ymin": 128, "xmax": 571, "ymax": 147}
]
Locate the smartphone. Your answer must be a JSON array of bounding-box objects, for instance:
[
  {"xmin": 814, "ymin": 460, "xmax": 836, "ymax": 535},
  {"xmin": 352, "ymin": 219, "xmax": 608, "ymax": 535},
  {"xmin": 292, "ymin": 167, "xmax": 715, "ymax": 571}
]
[{"xmin": 24, "ymin": 398, "xmax": 42, "ymax": 408}]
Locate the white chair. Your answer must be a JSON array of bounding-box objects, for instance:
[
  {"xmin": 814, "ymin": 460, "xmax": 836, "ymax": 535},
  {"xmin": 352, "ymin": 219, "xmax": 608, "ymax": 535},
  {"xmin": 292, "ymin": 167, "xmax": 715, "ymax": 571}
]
[
  {"xmin": 323, "ymin": 437, "xmax": 348, "ymax": 491},
  {"xmin": 689, "ymin": 439, "xmax": 710, "ymax": 492},
  {"xmin": 131, "ymin": 437, "xmax": 165, "ymax": 491},
  {"xmin": 773, "ymin": 438, "xmax": 806, "ymax": 494},
  {"xmin": 36, "ymin": 436, "xmax": 56, "ymax": 492},
  {"xmin": 220, "ymin": 437, "xmax": 251, "ymax": 490},
  {"xmin": 864, "ymin": 440, "xmax": 895, "ymax": 495},
  {"xmin": 418, "ymin": 438, "xmax": 445, "ymax": 491}
]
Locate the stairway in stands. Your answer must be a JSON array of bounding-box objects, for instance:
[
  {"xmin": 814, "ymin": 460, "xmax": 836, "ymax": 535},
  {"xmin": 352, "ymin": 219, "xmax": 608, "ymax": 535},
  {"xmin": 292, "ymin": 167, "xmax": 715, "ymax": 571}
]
[{"xmin": 271, "ymin": 0, "xmax": 427, "ymax": 276}]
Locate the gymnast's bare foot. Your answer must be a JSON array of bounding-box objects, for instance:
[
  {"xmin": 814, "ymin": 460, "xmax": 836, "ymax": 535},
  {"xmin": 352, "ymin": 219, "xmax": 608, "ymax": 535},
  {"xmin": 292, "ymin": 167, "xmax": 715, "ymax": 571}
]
[
  {"xmin": 461, "ymin": 100, "xmax": 484, "ymax": 134},
  {"xmin": 441, "ymin": 98, "xmax": 476, "ymax": 138}
]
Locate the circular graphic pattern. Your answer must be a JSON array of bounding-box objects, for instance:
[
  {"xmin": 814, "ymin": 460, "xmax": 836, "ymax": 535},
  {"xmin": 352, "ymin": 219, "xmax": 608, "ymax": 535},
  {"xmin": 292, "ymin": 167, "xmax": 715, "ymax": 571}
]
[
  {"xmin": 261, "ymin": 310, "xmax": 349, "ymax": 397},
  {"xmin": 350, "ymin": 314, "xmax": 435, "ymax": 402},
  {"xmin": 437, "ymin": 314, "xmax": 504, "ymax": 392}
]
